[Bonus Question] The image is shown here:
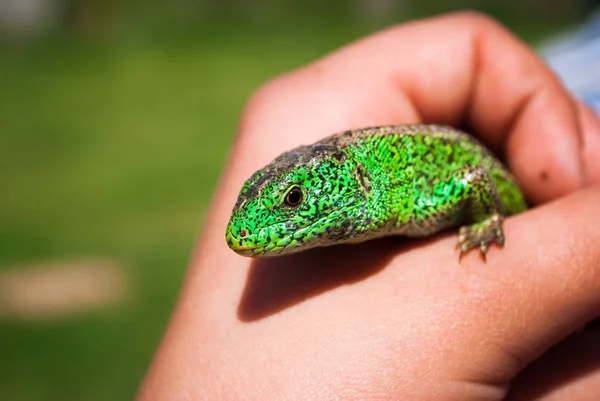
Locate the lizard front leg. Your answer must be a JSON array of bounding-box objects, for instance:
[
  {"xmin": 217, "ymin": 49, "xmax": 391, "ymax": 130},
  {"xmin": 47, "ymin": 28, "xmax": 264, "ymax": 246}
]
[
  {"xmin": 454, "ymin": 166, "xmax": 505, "ymax": 261},
  {"xmin": 398, "ymin": 165, "xmax": 505, "ymax": 261}
]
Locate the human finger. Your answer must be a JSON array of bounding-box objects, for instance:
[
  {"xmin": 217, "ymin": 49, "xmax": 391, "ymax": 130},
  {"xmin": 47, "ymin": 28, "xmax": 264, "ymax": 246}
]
[{"xmin": 239, "ymin": 12, "xmax": 598, "ymax": 205}]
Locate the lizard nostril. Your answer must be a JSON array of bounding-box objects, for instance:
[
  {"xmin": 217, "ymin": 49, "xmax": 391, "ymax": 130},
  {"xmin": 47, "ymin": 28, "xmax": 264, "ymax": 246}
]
[{"xmin": 239, "ymin": 228, "xmax": 248, "ymax": 238}]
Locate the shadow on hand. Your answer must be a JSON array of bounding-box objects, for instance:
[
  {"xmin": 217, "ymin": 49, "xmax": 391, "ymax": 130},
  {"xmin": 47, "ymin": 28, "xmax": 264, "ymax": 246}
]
[
  {"xmin": 237, "ymin": 236, "xmax": 431, "ymax": 322},
  {"xmin": 507, "ymin": 328, "xmax": 600, "ymax": 400}
]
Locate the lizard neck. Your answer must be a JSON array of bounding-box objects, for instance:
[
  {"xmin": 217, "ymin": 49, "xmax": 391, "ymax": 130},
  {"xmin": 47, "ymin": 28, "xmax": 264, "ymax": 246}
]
[{"xmin": 341, "ymin": 141, "xmax": 401, "ymax": 239}]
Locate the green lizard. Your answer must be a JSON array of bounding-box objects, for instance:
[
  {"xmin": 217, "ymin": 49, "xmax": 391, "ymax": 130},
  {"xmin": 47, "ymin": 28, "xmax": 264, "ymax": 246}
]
[{"xmin": 225, "ymin": 125, "xmax": 528, "ymax": 260}]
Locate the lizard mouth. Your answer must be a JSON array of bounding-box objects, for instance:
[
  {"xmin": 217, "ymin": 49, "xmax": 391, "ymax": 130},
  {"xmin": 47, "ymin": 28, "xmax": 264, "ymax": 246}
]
[
  {"xmin": 225, "ymin": 227, "xmax": 295, "ymax": 257},
  {"xmin": 225, "ymin": 207, "xmax": 352, "ymax": 257},
  {"xmin": 225, "ymin": 228, "xmax": 259, "ymax": 256}
]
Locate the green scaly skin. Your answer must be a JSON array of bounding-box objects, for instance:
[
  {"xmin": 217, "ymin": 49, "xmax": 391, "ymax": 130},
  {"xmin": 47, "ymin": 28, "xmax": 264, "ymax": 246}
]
[{"xmin": 226, "ymin": 125, "xmax": 528, "ymax": 260}]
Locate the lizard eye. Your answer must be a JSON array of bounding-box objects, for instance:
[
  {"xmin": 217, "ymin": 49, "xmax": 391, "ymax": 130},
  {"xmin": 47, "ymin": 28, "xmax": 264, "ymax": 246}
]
[{"xmin": 284, "ymin": 186, "xmax": 303, "ymax": 207}]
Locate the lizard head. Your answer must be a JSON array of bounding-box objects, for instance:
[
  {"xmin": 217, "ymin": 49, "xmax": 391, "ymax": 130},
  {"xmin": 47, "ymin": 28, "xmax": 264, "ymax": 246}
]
[{"xmin": 226, "ymin": 143, "xmax": 369, "ymax": 257}]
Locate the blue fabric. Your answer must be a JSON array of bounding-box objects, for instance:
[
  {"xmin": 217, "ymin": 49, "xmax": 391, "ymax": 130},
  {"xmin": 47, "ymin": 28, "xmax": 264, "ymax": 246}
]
[{"xmin": 541, "ymin": 8, "xmax": 600, "ymax": 114}]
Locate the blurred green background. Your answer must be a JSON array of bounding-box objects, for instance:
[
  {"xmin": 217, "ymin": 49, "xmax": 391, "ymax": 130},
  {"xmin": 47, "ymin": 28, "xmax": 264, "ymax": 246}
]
[{"xmin": 0, "ymin": 1, "xmax": 594, "ymax": 400}]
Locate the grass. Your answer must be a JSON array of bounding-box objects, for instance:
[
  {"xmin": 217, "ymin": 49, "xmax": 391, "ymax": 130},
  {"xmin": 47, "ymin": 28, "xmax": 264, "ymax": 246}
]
[
  {"xmin": 0, "ymin": 13, "xmax": 579, "ymax": 400},
  {"xmin": 0, "ymin": 22, "xmax": 371, "ymax": 401}
]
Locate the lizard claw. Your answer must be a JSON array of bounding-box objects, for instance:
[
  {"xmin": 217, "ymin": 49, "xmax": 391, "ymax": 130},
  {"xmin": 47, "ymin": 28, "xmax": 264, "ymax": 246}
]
[{"xmin": 457, "ymin": 214, "xmax": 504, "ymax": 262}]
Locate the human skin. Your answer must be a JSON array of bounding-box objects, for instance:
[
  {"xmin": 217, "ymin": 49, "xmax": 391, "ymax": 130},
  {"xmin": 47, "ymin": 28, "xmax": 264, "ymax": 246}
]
[{"xmin": 137, "ymin": 12, "xmax": 600, "ymax": 401}]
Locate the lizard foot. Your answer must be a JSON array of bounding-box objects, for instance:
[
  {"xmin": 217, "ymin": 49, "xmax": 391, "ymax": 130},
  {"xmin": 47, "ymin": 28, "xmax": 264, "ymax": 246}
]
[{"xmin": 457, "ymin": 214, "xmax": 505, "ymax": 262}]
